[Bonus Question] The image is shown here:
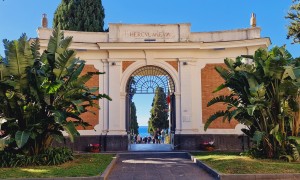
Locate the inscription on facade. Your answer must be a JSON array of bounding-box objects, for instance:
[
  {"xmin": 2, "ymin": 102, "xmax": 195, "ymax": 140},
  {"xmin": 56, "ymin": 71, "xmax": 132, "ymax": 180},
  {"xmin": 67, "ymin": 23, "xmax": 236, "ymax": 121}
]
[
  {"xmin": 109, "ymin": 24, "xmax": 184, "ymax": 42},
  {"xmin": 125, "ymin": 31, "xmax": 175, "ymax": 39}
]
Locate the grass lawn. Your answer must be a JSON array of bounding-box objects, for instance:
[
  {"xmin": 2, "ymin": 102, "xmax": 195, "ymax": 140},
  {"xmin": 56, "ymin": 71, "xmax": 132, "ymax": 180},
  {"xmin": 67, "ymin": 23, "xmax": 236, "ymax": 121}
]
[
  {"xmin": 191, "ymin": 152, "xmax": 300, "ymax": 174},
  {"xmin": 0, "ymin": 153, "xmax": 115, "ymax": 179}
]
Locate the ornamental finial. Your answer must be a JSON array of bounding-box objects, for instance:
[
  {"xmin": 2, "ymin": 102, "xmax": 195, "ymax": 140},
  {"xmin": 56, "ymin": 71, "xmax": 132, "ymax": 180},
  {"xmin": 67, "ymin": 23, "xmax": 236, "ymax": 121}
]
[
  {"xmin": 42, "ymin": 13, "xmax": 48, "ymax": 28},
  {"xmin": 250, "ymin": 13, "xmax": 256, "ymax": 27}
]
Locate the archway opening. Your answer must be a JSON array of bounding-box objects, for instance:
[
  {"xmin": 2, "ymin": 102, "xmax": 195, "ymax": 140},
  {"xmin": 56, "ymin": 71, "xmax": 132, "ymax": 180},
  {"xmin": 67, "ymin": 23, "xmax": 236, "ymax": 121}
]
[{"xmin": 125, "ymin": 65, "xmax": 176, "ymax": 151}]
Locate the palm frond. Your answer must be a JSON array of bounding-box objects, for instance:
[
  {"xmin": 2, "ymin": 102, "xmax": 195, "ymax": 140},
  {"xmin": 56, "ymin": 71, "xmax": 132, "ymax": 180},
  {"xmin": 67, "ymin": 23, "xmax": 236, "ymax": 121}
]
[
  {"xmin": 54, "ymin": 49, "xmax": 76, "ymax": 79},
  {"xmin": 0, "ymin": 56, "xmax": 8, "ymax": 80},
  {"xmin": 3, "ymin": 34, "xmax": 33, "ymax": 78},
  {"xmin": 68, "ymin": 61, "xmax": 85, "ymax": 82},
  {"xmin": 289, "ymin": 143, "xmax": 299, "ymax": 161},
  {"xmin": 94, "ymin": 93, "xmax": 112, "ymax": 101},
  {"xmin": 47, "ymin": 28, "xmax": 64, "ymax": 54},
  {"xmin": 59, "ymin": 36, "xmax": 73, "ymax": 52},
  {"xmin": 228, "ymin": 108, "xmax": 243, "ymax": 121},
  {"xmin": 70, "ymin": 72, "xmax": 94, "ymax": 86},
  {"xmin": 207, "ymin": 95, "xmax": 239, "ymax": 107},
  {"xmin": 278, "ymin": 45, "xmax": 293, "ymax": 60},
  {"xmin": 224, "ymin": 58, "xmax": 235, "ymax": 70},
  {"xmin": 215, "ymin": 66, "xmax": 233, "ymax": 80},
  {"xmin": 204, "ymin": 110, "xmax": 226, "ymax": 131},
  {"xmin": 30, "ymin": 38, "xmax": 40, "ymax": 60},
  {"xmin": 212, "ymin": 83, "xmax": 225, "ymax": 93},
  {"xmin": 254, "ymin": 48, "xmax": 268, "ymax": 62},
  {"xmin": 63, "ymin": 122, "xmax": 79, "ymax": 142}
]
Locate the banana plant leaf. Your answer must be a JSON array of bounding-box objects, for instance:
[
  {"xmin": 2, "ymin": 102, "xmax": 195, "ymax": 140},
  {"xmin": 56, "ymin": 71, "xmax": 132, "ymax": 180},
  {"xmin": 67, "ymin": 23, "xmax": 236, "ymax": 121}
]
[
  {"xmin": 15, "ymin": 130, "xmax": 30, "ymax": 148},
  {"xmin": 63, "ymin": 122, "xmax": 80, "ymax": 142}
]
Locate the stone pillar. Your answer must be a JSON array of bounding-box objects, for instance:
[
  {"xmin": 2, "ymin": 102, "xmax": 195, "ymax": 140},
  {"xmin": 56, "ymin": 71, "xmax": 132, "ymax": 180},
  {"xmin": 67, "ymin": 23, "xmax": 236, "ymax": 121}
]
[
  {"xmin": 107, "ymin": 60, "xmax": 125, "ymax": 135},
  {"xmin": 197, "ymin": 62, "xmax": 207, "ymax": 133},
  {"xmin": 178, "ymin": 59, "xmax": 197, "ymax": 134},
  {"xmin": 120, "ymin": 92, "xmax": 126, "ymax": 133},
  {"xmin": 174, "ymin": 92, "xmax": 181, "ymax": 134},
  {"xmin": 102, "ymin": 60, "xmax": 109, "ymax": 133},
  {"xmin": 91, "ymin": 59, "xmax": 104, "ymax": 133},
  {"xmin": 191, "ymin": 61, "xmax": 203, "ymax": 132}
]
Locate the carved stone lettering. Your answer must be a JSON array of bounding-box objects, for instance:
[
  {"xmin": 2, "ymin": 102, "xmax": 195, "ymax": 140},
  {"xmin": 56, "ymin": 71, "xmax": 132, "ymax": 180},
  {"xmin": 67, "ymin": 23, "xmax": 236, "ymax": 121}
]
[
  {"xmin": 110, "ymin": 24, "xmax": 181, "ymax": 42},
  {"xmin": 125, "ymin": 31, "xmax": 175, "ymax": 39}
]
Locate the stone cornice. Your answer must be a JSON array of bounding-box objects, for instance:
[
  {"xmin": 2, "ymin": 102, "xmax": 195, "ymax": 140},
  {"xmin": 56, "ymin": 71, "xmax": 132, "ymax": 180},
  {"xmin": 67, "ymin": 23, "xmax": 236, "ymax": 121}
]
[
  {"xmin": 200, "ymin": 38, "xmax": 271, "ymax": 49},
  {"xmin": 39, "ymin": 40, "xmax": 100, "ymax": 50},
  {"xmin": 96, "ymin": 38, "xmax": 270, "ymax": 50},
  {"xmin": 39, "ymin": 37, "xmax": 270, "ymax": 51}
]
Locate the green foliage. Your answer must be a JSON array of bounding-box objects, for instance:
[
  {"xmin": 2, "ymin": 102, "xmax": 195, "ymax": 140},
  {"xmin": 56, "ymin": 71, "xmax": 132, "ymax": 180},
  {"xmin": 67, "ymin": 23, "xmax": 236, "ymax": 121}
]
[
  {"xmin": 42, "ymin": 147, "xmax": 74, "ymax": 165},
  {"xmin": 53, "ymin": 0, "xmax": 105, "ymax": 32},
  {"xmin": 0, "ymin": 147, "xmax": 73, "ymax": 167},
  {"xmin": 280, "ymin": 143, "xmax": 299, "ymax": 162},
  {"xmin": 130, "ymin": 102, "xmax": 139, "ymax": 135},
  {"xmin": 0, "ymin": 29, "xmax": 111, "ymax": 158},
  {"xmin": 148, "ymin": 87, "xmax": 169, "ymax": 134},
  {"xmin": 286, "ymin": 0, "xmax": 300, "ymax": 43},
  {"xmin": 206, "ymin": 46, "xmax": 300, "ymax": 160}
]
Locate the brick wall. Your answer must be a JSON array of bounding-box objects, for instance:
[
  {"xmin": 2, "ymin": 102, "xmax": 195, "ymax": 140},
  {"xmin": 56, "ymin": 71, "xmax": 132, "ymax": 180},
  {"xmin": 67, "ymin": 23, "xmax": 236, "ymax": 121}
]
[
  {"xmin": 166, "ymin": 61, "xmax": 178, "ymax": 72},
  {"xmin": 201, "ymin": 64, "xmax": 238, "ymax": 129},
  {"xmin": 76, "ymin": 65, "xmax": 99, "ymax": 130},
  {"xmin": 122, "ymin": 61, "xmax": 135, "ymax": 72}
]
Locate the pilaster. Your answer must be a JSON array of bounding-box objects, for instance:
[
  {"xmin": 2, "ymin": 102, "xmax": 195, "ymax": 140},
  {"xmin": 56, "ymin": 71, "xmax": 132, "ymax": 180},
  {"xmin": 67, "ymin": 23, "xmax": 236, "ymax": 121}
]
[
  {"xmin": 107, "ymin": 60, "xmax": 125, "ymax": 135},
  {"xmin": 178, "ymin": 59, "xmax": 198, "ymax": 134},
  {"xmin": 102, "ymin": 60, "xmax": 109, "ymax": 133}
]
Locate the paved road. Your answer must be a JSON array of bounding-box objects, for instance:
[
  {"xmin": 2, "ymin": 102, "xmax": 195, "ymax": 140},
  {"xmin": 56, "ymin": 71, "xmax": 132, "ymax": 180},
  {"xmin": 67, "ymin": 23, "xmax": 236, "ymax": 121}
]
[{"xmin": 107, "ymin": 152, "xmax": 216, "ymax": 180}]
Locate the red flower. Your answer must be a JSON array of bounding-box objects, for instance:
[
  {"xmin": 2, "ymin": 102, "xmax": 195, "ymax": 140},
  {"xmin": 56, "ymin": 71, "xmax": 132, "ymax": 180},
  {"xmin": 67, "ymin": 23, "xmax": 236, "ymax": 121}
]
[{"xmin": 92, "ymin": 144, "xmax": 100, "ymax": 147}]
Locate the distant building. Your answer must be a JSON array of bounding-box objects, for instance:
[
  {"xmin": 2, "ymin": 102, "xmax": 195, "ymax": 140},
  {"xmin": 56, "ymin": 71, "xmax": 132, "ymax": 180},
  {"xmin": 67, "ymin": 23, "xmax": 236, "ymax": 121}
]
[{"xmin": 38, "ymin": 23, "xmax": 270, "ymax": 151}]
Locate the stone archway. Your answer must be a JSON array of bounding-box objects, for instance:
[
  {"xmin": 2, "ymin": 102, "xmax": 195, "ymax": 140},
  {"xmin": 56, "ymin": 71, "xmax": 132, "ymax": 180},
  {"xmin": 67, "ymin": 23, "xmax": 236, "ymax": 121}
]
[{"xmin": 125, "ymin": 65, "xmax": 176, "ymax": 150}]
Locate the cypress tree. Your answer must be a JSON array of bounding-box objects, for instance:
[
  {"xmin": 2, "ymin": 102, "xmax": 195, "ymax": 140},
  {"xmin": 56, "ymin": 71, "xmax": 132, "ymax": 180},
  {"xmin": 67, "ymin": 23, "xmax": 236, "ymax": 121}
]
[
  {"xmin": 148, "ymin": 87, "xmax": 169, "ymax": 134},
  {"xmin": 53, "ymin": 0, "xmax": 105, "ymax": 32},
  {"xmin": 130, "ymin": 102, "xmax": 139, "ymax": 135},
  {"xmin": 286, "ymin": 0, "xmax": 300, "ymax": 43}
]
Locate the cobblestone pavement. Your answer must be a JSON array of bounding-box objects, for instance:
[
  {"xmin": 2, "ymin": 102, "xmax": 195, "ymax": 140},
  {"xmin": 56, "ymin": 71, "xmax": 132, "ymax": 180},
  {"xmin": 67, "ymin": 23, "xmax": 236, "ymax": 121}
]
[{"xmin": 107, "ymin": 152, "xmax": 216, "ymax": 180}]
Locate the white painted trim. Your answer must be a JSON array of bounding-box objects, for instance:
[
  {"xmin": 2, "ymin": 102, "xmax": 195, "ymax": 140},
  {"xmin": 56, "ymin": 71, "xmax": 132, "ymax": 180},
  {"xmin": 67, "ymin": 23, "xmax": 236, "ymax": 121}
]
[{"xmin": 120, "ymin": 60, "xmax": 181, "ymax": 134}]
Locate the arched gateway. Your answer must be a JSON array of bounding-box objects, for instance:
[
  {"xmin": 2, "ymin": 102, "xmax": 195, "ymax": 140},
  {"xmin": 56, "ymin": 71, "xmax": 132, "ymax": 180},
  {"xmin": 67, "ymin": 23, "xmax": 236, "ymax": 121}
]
[
  {"xmin": 38, "ymin": 23, "xmax": 270, "ymax": 152},
  {"xmin": 126, "ymin": 65, "xmax": 175, "ymax": 95},
  {"xmin": 125, "ymin": 65, "xmax": 176, "ymax": 149}
]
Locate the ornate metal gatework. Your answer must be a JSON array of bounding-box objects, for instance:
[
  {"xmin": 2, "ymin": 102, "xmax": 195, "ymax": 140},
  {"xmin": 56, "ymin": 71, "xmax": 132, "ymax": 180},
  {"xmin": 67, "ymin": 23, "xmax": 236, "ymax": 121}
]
[
  {"xmin": 126, "ymin": 65, "xmax": 175, "ymax": 95},
  {"xmin": 126, "ymin": 65, "xmax": 176, "ymax": 149}
]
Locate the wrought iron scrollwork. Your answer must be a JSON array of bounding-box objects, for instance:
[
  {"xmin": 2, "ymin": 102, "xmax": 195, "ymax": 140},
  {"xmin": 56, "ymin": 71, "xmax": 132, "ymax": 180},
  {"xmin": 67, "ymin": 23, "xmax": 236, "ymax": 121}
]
[{"xmin": 126, "ymin": 66, "xmax": 175, "ymax": 94}]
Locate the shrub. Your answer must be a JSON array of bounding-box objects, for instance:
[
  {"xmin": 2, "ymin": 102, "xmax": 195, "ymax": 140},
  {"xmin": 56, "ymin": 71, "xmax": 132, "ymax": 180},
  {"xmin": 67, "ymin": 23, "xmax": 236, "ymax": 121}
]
[
  {"xmin": 206, "ymin": 46, "xmax": 300, "ymax": 160},
  {"xmin": 0, "ymin": 29, "xmax": 110, "ymax": 156},
  {"xmin": 0, "ymin": 147, "xmax": 73, "ymax": 167}
]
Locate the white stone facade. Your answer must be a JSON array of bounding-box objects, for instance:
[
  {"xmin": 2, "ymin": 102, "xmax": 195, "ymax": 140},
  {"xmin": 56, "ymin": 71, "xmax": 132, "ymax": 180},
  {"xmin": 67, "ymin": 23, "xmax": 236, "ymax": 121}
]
[{"xmin": 37, "ymin": 23, "xmax": 270, "ymax": 137}]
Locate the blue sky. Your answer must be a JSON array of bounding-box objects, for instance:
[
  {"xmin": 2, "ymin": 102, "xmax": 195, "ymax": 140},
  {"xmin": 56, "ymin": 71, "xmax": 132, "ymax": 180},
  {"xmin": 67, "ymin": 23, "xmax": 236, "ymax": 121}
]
[{"xmin": 1, "ymin": 0, "xmax": 299, "ymax": 125}]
